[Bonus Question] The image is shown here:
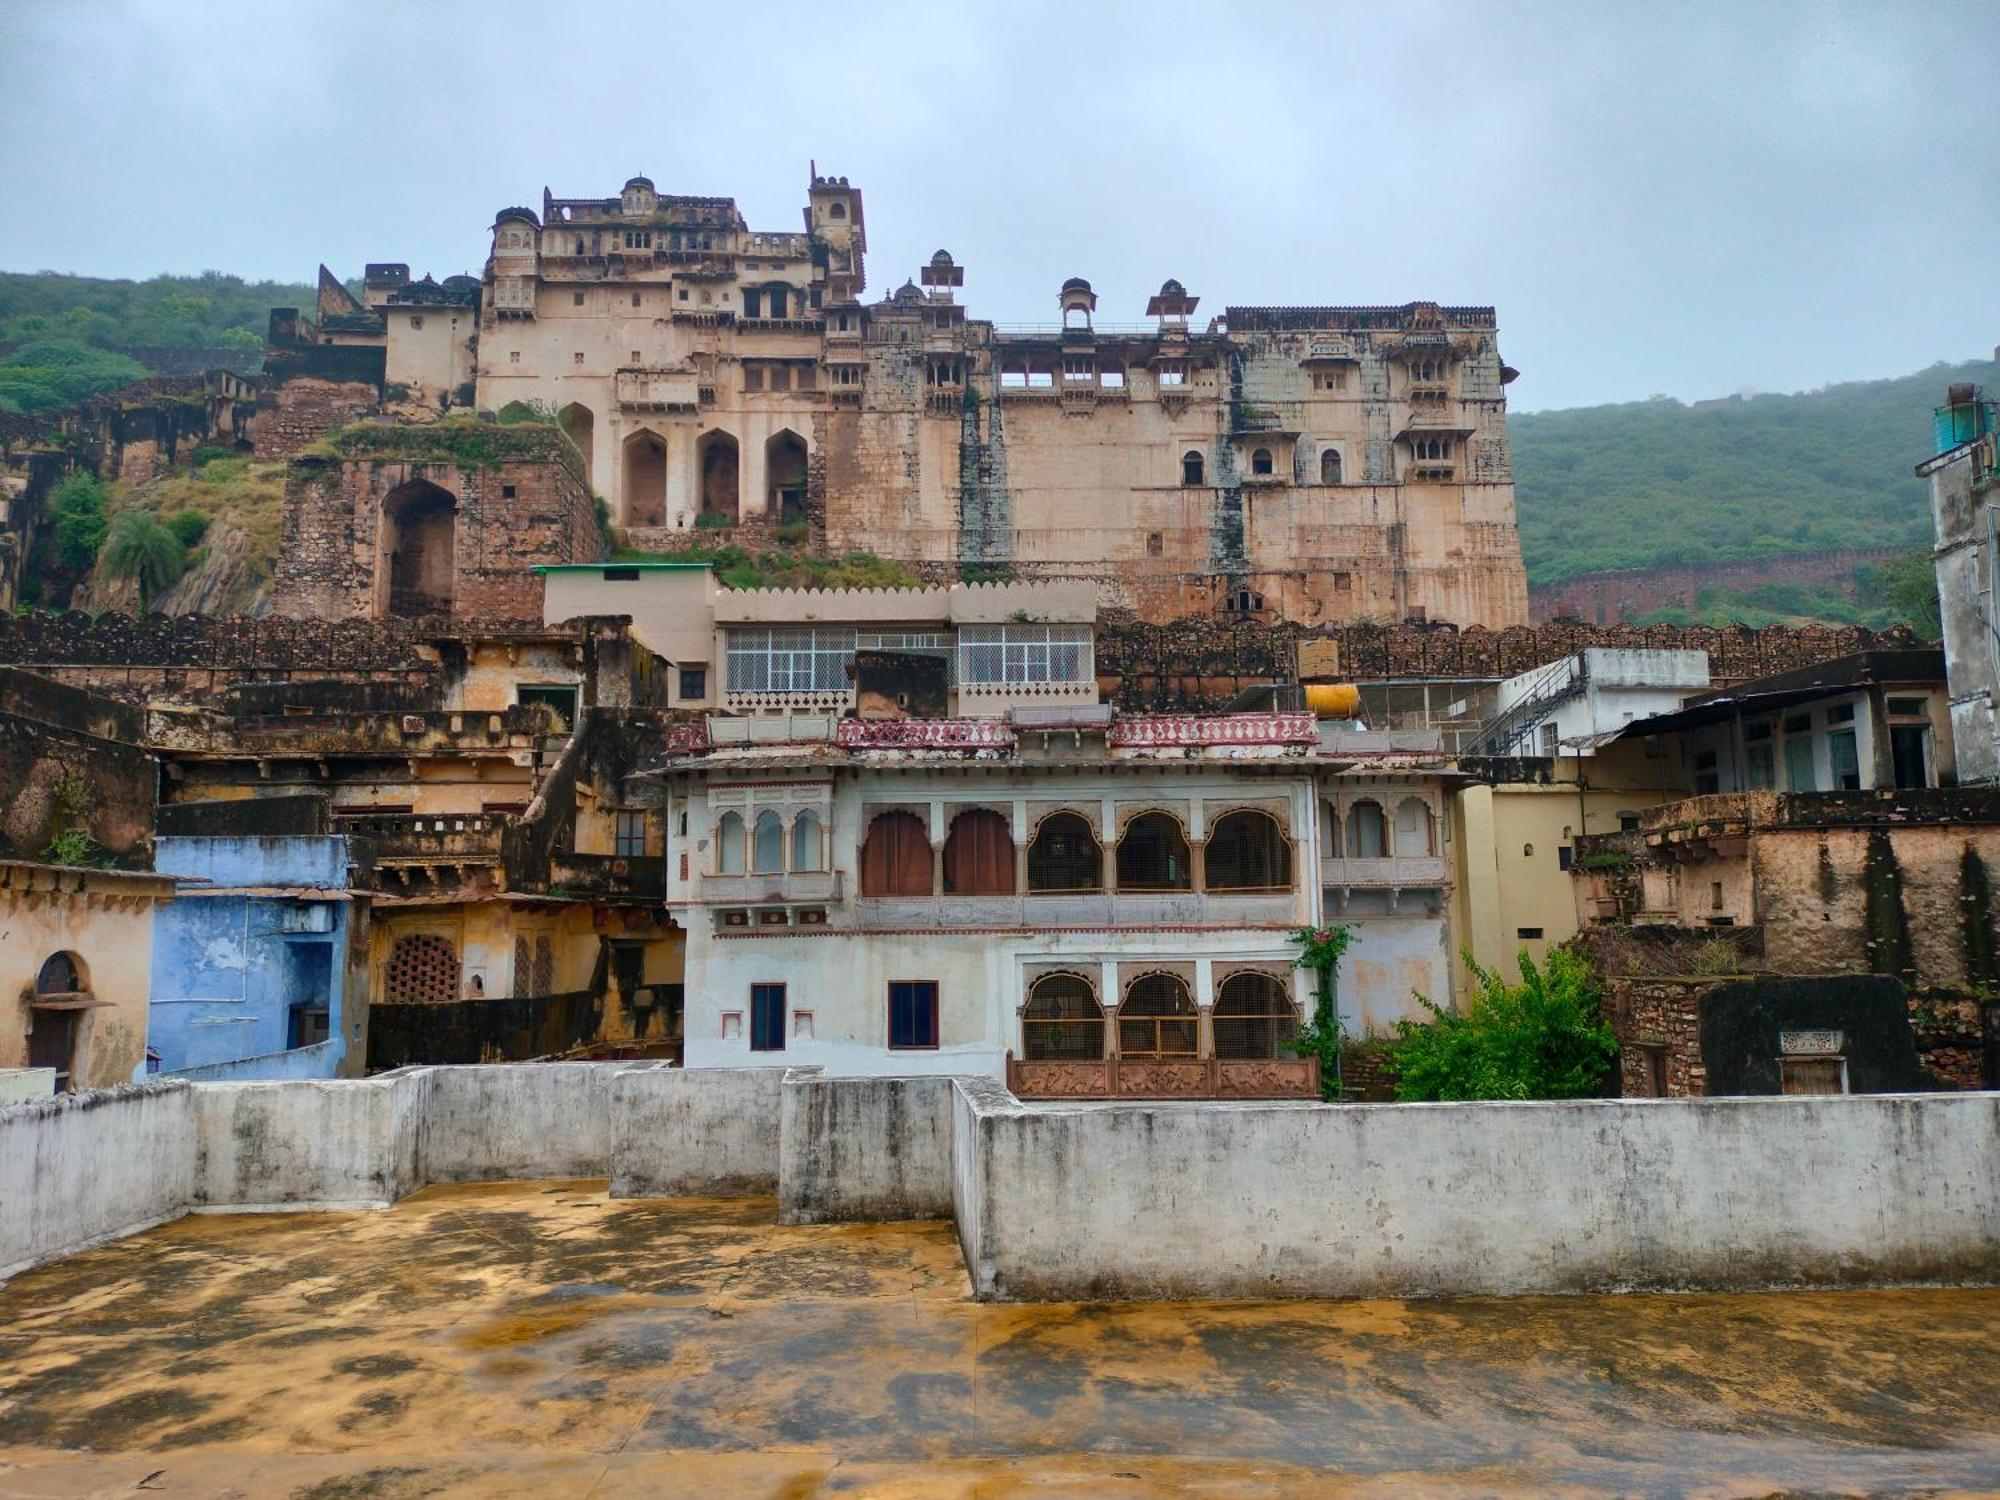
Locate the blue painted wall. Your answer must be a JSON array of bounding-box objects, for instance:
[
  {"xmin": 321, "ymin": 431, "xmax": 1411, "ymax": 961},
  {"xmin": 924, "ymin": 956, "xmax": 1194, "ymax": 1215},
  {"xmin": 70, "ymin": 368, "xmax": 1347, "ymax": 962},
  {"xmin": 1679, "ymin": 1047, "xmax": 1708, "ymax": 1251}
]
[{"xmin": 149, "ymin": 837, "xmax": 354, "ymax": 1078}]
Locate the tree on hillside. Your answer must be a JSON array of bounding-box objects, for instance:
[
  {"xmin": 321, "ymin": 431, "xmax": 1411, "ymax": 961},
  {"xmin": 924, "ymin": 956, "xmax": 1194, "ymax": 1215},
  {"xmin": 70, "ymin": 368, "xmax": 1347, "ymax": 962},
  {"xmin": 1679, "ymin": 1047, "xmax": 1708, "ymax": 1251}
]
[{"xmin": 98, "ymin": 509, "xmax": 187, "ymax": 605}]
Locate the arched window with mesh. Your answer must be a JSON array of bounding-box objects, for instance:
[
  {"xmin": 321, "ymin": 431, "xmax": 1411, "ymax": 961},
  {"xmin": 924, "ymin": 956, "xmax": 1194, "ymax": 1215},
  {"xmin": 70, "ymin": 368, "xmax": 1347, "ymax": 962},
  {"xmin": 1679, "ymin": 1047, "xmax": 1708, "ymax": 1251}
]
[
  {"xmin": 1320, "ymin": 447, "xmax": 1342, "ymax": 484},
  {"xmin": 1116, "ymin": 812, "xmax": 1191, "ymax": 891},
  {"xmin": 1213, "ymin": 972, "xmax": 1301, "ymax": 1059},
  {"xmin": 1394, "ymin": 797, "xmax": 1434, "ymax": 856},
  {"xmin": 1182, "ymin": 450, "xmax": 1205, "ymax": 486},
  {"xmin": 1118, "ymin": 972, "xmax": 1199, "ymax": 1058},
  {"xmin": 1022, "ymin": 972, "xmax": 1104, "ymax": 1060},
  {"xmin": 791, "ymin": 810, "xmax": 824, "ymax": 872},
  {"xmin": 1204, "ymin": 810, "xmax": 1291, "ymax": 891},
  {"xmin": 716, "ymin": 811, "xmax": 746, "ymax": 875},
  {"xmin": 860, "ymin": 811, "xmax": 932, "ymax": 896},
  {"xmin": 1345, "ymin": 800, "xmax": 1387, "ymax": 859},
  {"xmin": 752, "ymin": 810, "xmax": 785, "ymax": 874},
  {"xmin": 1027, "ymin": 812, "xmax": 1101, "ymax": 892}
]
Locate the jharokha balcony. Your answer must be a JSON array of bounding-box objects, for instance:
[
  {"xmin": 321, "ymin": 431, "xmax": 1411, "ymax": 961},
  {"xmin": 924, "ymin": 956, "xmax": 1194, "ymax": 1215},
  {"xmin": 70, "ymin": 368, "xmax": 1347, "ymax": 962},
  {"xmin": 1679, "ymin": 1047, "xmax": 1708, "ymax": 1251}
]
[{"xmin": 1005, "ymin": 970, "xmax": 1321, "ymax": 1101}]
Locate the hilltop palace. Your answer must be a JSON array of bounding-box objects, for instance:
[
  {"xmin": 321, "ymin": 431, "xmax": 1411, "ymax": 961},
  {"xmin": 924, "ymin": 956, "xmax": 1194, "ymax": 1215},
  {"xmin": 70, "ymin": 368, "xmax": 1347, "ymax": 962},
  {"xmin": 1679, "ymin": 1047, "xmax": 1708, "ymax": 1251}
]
[{"xmin": 270, "ymin": 167, "xmax": 1529, "ymax": 627}]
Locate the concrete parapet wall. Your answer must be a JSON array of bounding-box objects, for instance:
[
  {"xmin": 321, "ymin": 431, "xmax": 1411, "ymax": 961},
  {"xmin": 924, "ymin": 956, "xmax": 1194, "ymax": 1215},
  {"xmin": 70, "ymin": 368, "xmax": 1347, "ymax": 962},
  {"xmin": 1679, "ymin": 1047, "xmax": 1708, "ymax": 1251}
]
[
  {"xmin": 608, "ymin": 1065, "xmax": 791, "ymax": 1198},
  {"xmin": 0, "ymin": 1082, "xmax": 195, "ymax": 1281},
  {"xmin": 778, "ymin": 1074, "xmax": 955, "ymax": 1224},
  {"xmin": 193, "ymin": 1074, "xmax": 426, "ymax": 1210},
  {"xmin": 948, "ymin": 1086, "xmax": 2000, "ymax": 1301},
  {"xmin": 419, "ymin": 1063, "xmax": 614, "ymax": 1184}
]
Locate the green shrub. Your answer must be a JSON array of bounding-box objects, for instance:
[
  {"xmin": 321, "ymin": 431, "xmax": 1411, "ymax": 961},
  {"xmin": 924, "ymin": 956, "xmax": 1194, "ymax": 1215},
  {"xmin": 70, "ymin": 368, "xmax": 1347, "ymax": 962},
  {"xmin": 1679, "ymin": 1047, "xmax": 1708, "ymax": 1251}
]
[
  {"xmin": 694, "ymin": 513, "xmax": 734, "ymax": 531},
  {"xmin": 1386, "ymin": 948, "xmax": 1617, "ymax": 1102},
  {"xmin": 164, "ymin": 508, "xmax": 210, "ymax": 547},
  {"xmin": 189, "ymin": 444, "xmax": 233, "ymax": 468},
  {"xmin": 49, "ymin": 472, "xmax": 110, "ymax": 569},
  {"xmin": 774, "ymin": 519, "xmax": 810, "ymax": 545},
  {"xmin": 98, "ymin": 508, "xmax": 187, "ymax": 603}
]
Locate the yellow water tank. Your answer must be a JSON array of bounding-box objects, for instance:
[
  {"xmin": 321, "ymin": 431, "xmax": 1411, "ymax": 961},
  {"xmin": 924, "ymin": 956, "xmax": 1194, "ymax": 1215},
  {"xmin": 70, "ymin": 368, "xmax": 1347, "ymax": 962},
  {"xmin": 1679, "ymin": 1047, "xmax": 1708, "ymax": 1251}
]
[{"xmin": 1304, "ymin": 682, "xmax": 1362, "ymax": 719}]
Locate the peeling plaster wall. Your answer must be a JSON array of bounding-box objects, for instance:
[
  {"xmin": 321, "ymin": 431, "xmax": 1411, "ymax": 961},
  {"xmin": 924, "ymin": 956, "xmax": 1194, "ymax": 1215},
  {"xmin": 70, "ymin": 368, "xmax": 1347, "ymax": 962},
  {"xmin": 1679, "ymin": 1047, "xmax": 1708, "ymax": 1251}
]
[{"xmin": 607, "ymin": 1064, "xmax": 789, "ymax": 1197}]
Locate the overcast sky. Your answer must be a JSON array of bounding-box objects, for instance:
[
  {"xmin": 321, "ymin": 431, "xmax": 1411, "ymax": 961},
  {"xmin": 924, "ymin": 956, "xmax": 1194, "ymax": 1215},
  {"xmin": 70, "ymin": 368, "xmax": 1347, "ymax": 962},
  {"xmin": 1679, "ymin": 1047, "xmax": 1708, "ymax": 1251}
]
[{"xmin": 2, "ymin": 0, "xmax": 1995, "ymax": 411}]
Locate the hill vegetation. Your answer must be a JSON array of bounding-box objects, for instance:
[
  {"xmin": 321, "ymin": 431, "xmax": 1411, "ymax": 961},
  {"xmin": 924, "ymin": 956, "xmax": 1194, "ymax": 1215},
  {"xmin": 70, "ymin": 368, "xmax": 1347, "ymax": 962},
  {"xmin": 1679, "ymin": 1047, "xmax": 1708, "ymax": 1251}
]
[
  {"xmin": 1509, "ymin": 357, "xmax": 1997, "ymax": 584},
  {"xmin": 0, "ymin": 270, "xmax": 316, "ymax": 413}
]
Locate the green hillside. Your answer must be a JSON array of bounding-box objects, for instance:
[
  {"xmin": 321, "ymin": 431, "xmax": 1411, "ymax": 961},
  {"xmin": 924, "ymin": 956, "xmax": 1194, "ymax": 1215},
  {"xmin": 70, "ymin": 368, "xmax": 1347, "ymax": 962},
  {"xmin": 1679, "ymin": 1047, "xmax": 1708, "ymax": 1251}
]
[
  {"xmin": 1510, "ymin": 358, "xmax": 1997, "ymax": 585},
  {"xmin": 0, "ymin": 270, "xmax": 317, "ymax": 413}
]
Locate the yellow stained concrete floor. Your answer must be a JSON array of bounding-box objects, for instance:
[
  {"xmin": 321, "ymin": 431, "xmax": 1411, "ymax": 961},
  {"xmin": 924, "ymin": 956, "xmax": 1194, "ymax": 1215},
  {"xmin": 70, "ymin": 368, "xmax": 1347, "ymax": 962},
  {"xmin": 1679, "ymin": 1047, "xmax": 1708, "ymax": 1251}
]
[{"xmin": 0, "ymin": 1182, "xmax": 1996, "ymax": 1499}]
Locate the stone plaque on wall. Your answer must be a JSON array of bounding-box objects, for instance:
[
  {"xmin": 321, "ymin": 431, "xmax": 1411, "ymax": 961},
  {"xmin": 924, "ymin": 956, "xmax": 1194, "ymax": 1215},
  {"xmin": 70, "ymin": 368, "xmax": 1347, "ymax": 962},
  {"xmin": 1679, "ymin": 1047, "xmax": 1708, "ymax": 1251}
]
[{"xmin": 1779, "ymin": 1029, "xmax": 1843, "ymax": 1056}]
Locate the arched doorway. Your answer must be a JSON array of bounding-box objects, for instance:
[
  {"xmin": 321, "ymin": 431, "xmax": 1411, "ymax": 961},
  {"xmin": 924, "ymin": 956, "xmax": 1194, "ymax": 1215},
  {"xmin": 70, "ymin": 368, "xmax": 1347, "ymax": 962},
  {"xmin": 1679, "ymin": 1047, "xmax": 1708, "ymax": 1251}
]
[
  {"xmin": 558, "ymin": 403, "xmax": 595, "ymax": 488},
  {"xmin": 30, "ymin": 951, "xmax": 89, "ymax": 1092},
  {"xmin": 698, "ymin": 430, "xmax": 739, "ymax": 526},
  {"xmin": 766, "ymin": 430, "xmax": 808, "ymax": 526},
  {"xmin": 382, "ymin": 479, "xmax": 457, "ymax": 618},
  {"xmin": 623, "ymin": 429, "xmax": 667, "ymax": 527}
]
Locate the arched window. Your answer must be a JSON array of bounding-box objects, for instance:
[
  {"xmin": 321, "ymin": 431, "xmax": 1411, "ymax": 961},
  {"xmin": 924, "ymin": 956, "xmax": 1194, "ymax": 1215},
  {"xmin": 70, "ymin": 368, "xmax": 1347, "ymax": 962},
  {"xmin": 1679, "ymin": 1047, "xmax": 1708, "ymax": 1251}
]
[
  {"xmin": 1251, "ymin": 447, "xmax": 1274, "ymax": 476},
  {"xmin": 1182, "ymin": 450, "xmax": 1205, "ymax": 486},
  {"xmin": 1394, "ymin": 798, "xmax": 1435, "ymax": 857},
  {"xmin": 1023, "ymin": 972, "xmax": 1104, "ymax": 1060},
  {"xmin": 829, "ymin": 201, "xmax": 847, "ymax": 219},
  {"xmin": 791, "ymin": 810, "xmax": 824, "ymax": 872},
  {"xmin": 716, "ymin": 811, "xmax": 746, "ymax": 875},
  {"xmin": 1118, "ymin": 973, "xmax": 1199, "ymax": 1058},
  {"xmin": 1205, "ymin": 810, "xmax": 1291, "ymax": 891},
  {"xmin": 1321, "ymin": 800, "xmax": 1341, "ymax": 857},
  {"xmin": 35, "ymin": 952, "xmax": 83, "ymax": 996},
  {"xmin": 1116, "ymin": 812, "xmax": 1191, "ymax": 891},
  {"xmin": 1320, "ymin": 447, "xmax": 1342, "ymax": 485},
  {"xmin": 1027, "ymin": 812, "xmax": 1101, "ymax": 892},
  {"xmin": 860, "ymin": 811, "xmax": 931, "ymax": 896},
  {"xmin": 1213, "ymin": 973, "xmax": 1301, "ymax": 1060},
  {"xmin": 943, "ymin": 808, "xmax": 1014, "ymax": 895},
  {"xmin": 1346, "ymin": 800, "xmax": 1387, "ymax": 859},
  {"xmin": 752, "ymin": 811, "xmax": 785, "ymax": 874}
]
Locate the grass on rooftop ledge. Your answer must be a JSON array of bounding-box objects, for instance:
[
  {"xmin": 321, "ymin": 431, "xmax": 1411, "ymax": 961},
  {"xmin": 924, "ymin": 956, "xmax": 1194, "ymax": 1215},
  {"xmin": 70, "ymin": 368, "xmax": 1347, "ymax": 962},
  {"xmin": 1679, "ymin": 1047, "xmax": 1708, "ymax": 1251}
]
[
  {"xmin": 610, "ymin": 541, "xmax": 920, "ymax": 591},
  {"xmin": 305, "ymin": 415, "xmax": 586, "ymax": 481}
]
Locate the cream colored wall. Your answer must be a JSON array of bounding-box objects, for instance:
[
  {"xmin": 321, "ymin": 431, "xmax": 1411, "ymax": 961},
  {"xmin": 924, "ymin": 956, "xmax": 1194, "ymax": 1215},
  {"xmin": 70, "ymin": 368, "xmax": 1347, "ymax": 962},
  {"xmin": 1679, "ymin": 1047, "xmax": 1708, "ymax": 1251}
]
[
  {"xmin": 0, "ymin": 871, "xmax": 169, "ymax": 1089},
  {"xmin": 541, "ymin": 567, "xmax": 717, "ymax": 669},
  {"xmin": 1453, "ymin": 772, "xmax": 1683, "ymax": 986},
  {"xmin": 384, "ymin": 309, "xmax": 475, "ymax": 402}
]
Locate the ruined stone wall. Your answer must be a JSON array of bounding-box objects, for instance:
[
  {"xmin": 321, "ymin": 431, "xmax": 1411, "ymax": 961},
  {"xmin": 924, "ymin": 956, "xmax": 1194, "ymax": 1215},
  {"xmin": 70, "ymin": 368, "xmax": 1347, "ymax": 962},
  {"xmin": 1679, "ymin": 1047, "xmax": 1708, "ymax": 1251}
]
[
  {"xmin": 1753, "ymin": 821, "xmax": 2000, "ymax": 991},
  {"xmin": 1095, "ymin": 615, "xmax": 1915, "ymax": 711},
  {"xmin": 1531, "ymin": 548, "xmax": 1910, "ymax": 625},
  {"xmin": 1606, "ymin": 978, "xmax": 1710, "ymax": 1097},
  {"xmin": 274, "ymin": 449, "xmax": 602, "ymax": 622},
  {"xmin": 0, "ymin": 668, "xmax": 158, "ymax": 864},
  {"xmin": 252, "ymin": 377, "xmax": 382, "ymax": 460}
]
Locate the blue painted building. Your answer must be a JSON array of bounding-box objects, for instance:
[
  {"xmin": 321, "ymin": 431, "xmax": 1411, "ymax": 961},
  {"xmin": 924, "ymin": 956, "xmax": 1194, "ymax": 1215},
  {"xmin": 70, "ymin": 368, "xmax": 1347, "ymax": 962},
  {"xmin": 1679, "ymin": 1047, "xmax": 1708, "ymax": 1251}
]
[{"xmin": 149, "ymin": 836, "xmax": 361, "ymax": 1079}]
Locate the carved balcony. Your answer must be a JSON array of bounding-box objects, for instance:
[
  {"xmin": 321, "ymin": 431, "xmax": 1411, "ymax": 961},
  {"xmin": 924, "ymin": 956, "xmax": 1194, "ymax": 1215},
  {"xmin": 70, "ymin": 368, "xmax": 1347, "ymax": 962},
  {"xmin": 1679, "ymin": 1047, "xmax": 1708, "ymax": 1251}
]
[{"xmin": 1007, "ymin": 1053, "xmax": 1320, "ymax": 1101}]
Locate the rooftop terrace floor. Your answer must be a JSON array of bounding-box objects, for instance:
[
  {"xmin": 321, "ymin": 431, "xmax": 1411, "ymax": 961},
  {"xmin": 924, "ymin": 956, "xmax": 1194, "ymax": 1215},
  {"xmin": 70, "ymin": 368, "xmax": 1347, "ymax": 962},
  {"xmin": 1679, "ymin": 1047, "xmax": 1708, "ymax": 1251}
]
[{"xmin": 1, "ymin": 1181, "xmax": 1996, "ymax": 1498}]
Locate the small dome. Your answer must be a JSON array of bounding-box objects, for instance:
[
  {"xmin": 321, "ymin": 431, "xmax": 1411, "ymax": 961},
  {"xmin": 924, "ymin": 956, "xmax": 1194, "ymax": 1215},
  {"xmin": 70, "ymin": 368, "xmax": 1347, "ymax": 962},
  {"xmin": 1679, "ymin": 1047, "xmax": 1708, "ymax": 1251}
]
[
  {"xmin": 1061, "ymin": 276, "xmax": 1093, "ymax": 294},
  {"xmin": 623, "ymin": 175, "xmax": 655, "ymax": 191},
  {"xmin": 442, "ymin": 274, "xmax": 478, "ymax": 291},
  {"xmin": 494, "ymin": 206, "xmax": 540, "ymax": 227},
  {"xmin": 892, "ymin": 279, "xmax": 924, "ymax": 305},
  {"xmin": 1159, "ymin": 278, "xmax": 1186, "ymax": 297},
  {"xmin": 930, "ymin": 249, "xmax": 955, "ymax": 266}
]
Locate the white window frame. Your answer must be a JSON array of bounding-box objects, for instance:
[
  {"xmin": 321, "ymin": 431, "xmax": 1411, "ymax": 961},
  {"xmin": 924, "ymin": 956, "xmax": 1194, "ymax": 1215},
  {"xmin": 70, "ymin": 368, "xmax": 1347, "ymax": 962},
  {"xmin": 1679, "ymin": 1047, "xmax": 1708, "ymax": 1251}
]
[
  {"xmin": 724, "ymin": 627, "xmax": 855, "ymax": 694},
  {"xmin": 957, "ymin": 623, "xmax": 1093, "ymax": 686}
]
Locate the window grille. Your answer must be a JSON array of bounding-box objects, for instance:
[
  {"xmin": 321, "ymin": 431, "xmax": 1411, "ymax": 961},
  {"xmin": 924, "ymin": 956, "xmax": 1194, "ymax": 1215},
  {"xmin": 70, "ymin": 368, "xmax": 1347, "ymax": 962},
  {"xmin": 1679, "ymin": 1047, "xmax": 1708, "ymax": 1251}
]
[
  {"xmin": 956, "ymin": 624, "xmax": 1092, "ymax": 686},
  {"xmin": 1213, "ymin": 973, "xmax": 1300, "ymax": 1059},
  {"xmin": 1116, "ymin": 813, "xmax": 1192, "ymax": 891},
  {"xmin": 1023, "ymin": 973, "xmax": 1104, "ymax": 1059},
  {"xmin": 1027, "ymin": 813, "xmax": 1101, "ymax": 892},
  {"xmin": 385, "ymin": 934, "xmax": 458, "ymax": 1004},
  {"xmin": 725, "ymin": 627, "xmax": 855, "ymax": 694},
  {"xmin": 1118, "ymin": 974, "xmax": 1198, "ymax": 1058},
  {"xmin": 1205, "ymin": 811, "xmax": 1291, "ymax": 890}
]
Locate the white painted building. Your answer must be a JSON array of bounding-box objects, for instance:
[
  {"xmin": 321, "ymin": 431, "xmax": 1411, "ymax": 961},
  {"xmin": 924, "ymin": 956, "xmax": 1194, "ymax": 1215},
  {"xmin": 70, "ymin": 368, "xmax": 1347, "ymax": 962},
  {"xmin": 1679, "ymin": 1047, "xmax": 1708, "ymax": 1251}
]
[
  {"xmin": 1475, "ymin": 647, "xmax": 1711, "ymax": 757},
  {"xmin": 647, "ymin": 711, "xmax": 1456, "ymax": 1091}
]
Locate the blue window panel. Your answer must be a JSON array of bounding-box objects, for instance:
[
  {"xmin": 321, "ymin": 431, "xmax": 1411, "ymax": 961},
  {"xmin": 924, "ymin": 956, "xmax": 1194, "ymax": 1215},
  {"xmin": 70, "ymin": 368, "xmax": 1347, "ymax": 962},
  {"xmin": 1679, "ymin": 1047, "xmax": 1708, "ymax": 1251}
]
[
  {"xmin": 750, "ymin": 984, "xmax": 786, "ymax": 1052},
  {"xmin": 888, "ymin": 981, "xmax": 938, "ymax": 1050}
]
